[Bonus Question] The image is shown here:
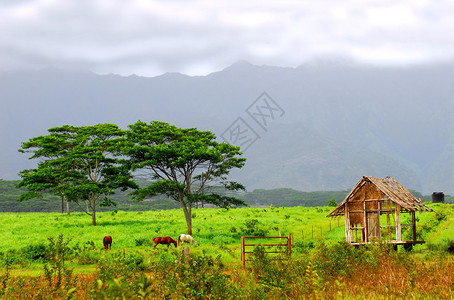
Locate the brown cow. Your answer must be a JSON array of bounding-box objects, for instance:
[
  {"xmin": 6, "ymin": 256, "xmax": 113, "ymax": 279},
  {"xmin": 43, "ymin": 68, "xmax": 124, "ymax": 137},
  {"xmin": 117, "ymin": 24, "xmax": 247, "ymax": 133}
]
[
  {"xmin": 103, "ymin": 235, "xmax": 112, "ymax": 250},
  {"xmin": 152, "ymin": 236, "xmax": 177, "ymax": 248}
]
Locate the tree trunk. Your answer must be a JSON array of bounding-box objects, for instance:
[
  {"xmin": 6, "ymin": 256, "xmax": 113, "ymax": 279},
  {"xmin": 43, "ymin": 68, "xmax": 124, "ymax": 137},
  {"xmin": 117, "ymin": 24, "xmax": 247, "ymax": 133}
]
[
  {"xmin": 181, "ymin": 201, "xmax": 192, "ymax": 235},
  {"xmin": 90, "ymin": 196, "xmax": 96, "ymax": 226},
  {"xmin": 66, "ymin": 201, "xmax": 70, "ymax": 216}
]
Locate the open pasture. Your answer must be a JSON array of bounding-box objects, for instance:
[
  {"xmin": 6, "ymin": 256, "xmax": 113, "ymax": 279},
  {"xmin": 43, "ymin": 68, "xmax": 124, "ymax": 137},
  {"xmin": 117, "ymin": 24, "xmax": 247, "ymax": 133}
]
[
  {"xmin": 0, "ymin": 203, "xmax": 453, "ymax": 299},
  {"xmin": 0, "ymin": 206, "xmax": 340, "ymax": 265},
  {"xmin": 0, "ymin": 203, "xmax": 452, "ymax": 266}
]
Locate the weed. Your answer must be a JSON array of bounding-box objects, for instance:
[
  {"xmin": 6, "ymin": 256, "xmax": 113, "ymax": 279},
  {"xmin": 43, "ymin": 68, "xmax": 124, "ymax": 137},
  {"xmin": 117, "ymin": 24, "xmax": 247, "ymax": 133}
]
[
  {"xmin": 135, "ymin": 237, "xmax": 152, "ymax": 247},
  {"xmin": 23, "ymin": 243, "xmax": 48, "ymax": 262},
  {"xmin": 243, "ymin": 219, "xmax": 268, "ymax": 236},
  {"xmin": 43, "ymin": 233, "xmax": 77, "ymax": 297},
  {"xmin": 0, "ymin": 251, "xmax": 10, "ymax": 295}
]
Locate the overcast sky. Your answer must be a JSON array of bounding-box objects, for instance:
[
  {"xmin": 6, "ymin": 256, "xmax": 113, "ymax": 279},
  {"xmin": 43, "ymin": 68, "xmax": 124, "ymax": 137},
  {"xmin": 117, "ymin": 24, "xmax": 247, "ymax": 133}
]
[{"xmin": 1, "ymin": 0, "xmax": 454, "ymax": 77}]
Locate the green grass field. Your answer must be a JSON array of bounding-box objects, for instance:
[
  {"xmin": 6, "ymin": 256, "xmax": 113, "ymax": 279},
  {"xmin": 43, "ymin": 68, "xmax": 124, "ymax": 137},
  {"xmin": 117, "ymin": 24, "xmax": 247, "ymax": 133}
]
[
  {"xmin": 0, "ymin": 203, "xmax": 453, "ymax": 299},
  {"xmin": 0, "ymin": 203, "xmax": 452, "ymax": 271},
  {"xmin": 0, "ymin": 206, "xmax": 336, "ymax": 268}
]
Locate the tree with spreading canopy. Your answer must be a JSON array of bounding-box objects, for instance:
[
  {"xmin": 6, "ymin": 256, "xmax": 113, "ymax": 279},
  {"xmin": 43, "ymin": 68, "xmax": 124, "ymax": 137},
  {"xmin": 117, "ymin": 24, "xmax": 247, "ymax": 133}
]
[
  {"xmin": 121, "ymin": 120, "xmax": 247, "ymax": 235},
  {"xmin": 17, "ymin": 124, "xmax": 136, "ymax": 225}
]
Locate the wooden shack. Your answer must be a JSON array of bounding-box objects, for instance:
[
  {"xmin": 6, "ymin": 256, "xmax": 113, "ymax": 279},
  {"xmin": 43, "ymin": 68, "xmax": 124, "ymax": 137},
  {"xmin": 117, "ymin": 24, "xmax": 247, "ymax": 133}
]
[{"xmin": 327, "ymin": 176, "xmax": 433, "ymax": 249}]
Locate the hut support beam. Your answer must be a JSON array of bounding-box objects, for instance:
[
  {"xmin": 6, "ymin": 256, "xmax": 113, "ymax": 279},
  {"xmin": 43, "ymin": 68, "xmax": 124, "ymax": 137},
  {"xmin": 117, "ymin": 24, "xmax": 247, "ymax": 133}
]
[
  {"xmin": 345, "ymin": 202, "xmax": 351, "ymax": 243},
  {"xmin": 396, "ymin": 204, "xmax": 402, "ymax": 242},
  {"xmin": 412, "ymin": 211, "xmax": 417, "ymax": 241}
]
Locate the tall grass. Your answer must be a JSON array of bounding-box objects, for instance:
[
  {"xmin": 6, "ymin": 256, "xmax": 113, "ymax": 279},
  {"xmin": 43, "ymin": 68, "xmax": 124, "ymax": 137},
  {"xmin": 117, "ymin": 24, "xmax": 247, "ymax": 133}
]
[{"xmin": 1, "ymin": 239, "xmax": 453, "ymax": 299}]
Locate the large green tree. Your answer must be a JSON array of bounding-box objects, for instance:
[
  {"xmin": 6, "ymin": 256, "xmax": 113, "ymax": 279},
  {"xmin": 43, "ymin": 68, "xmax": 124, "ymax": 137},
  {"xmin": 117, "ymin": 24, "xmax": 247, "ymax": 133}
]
[
  {"xmin": 18, "ymin": 124, "xmax": 136, "ymax": 225},
  {"xmin": 121, "ymin": 121, "xmax": 247, "ymax": 235}
]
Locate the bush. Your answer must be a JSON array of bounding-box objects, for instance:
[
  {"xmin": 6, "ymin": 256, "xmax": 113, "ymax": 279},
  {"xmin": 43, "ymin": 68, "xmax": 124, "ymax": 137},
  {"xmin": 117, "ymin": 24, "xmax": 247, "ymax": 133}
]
[
  {"xmin": 125, "ymin": 252, "xmax": 147, "ymax": 271},
  {"xmin": 92, "ymin": 252, "xmax": 154, "ymax": 299},
  {"xmin": 23, "ymin": 243, "xmax": 48, "ymax": 262},
  {"xmin": 134, "ymin": 237, "xmax": 152, "ymax": 247},
  {"xmin": 243, "ymin": 219, "xmax": 268, "ymax": 236},
  {"xmin": 72, "ymin": 241, "xmax": 99, "ymax": 265},
  {"xmin": 153, "ymin": 252, "xmax": 243, "ymax": 299}
]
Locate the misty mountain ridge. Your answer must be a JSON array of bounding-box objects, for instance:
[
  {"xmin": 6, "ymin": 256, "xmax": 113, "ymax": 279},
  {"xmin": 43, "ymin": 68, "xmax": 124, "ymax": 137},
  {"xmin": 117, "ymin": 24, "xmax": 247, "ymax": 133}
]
[{"xmin": 1, "ymin": 61, "xmax": 454, "ymax": 194}]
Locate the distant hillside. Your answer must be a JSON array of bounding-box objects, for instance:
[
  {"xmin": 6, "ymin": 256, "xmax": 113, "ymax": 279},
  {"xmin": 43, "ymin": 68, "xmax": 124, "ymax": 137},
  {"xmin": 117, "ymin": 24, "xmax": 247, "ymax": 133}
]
[
  {"xmin": 1, "ymin": 179, "xmax": 451, "ymax": 213},
  {"xmin": 2, "ymin": 62, "xmax": 454, "ymax": 193},
  {"xmin": 0, "ymin": 179, "xmax": 179, "ymax": 213}
]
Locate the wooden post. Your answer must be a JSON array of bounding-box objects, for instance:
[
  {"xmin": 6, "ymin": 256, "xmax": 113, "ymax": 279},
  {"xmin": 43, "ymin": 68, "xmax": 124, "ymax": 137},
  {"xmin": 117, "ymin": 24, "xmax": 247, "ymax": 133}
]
[
  {"xmin": 363, "ymin": 201, "xmax": 368, "ymax": 243},
  {"xmin": 412, "ymin": 211, "xmax": 417, "ymax": 241},
  {"xmin": 183, "ymin": 247, "xmax": 190, "ymax": 265},
  {"xmin": 396, "ymin": 204, "xmax": 401, "ymax": 242},
  {"xmin": 344, "ymin": 202, "xmax": 351, "ymax": 243},
  {"xmin": 386, "ymin": 198, "xmax": 391, "ymax": 241},
  {"xmin": 287, "ymin": 234, "xmax": 292, "ymax": 259},
  {"xmin": 241, "ymin": 237, "xmax": 245, "ymax": 267}
]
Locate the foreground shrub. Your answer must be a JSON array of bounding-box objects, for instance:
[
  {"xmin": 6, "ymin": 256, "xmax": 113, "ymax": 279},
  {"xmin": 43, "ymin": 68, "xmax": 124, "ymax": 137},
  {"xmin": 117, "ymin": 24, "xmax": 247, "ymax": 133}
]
[
  {"xmin": 1, "ymin": 241, "xmax": 454, "ymax": 299},
  {"xmin": 153, "ymin": 252, "xmax": 244, "ymax": 299},
  {"xmin": 23, "ymin": 243, "xmax": 48, "ymax": 262},
  {"xmin": 43, "ymin": 233, "xmax": 77, "ymax": 297}
]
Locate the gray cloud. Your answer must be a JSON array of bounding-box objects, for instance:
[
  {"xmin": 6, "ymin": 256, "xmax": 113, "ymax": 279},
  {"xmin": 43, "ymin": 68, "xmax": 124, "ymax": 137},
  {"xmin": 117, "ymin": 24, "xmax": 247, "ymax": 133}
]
[{"xmin": 1, "ymin": 0, "xmax": 454, "ymax": 76}]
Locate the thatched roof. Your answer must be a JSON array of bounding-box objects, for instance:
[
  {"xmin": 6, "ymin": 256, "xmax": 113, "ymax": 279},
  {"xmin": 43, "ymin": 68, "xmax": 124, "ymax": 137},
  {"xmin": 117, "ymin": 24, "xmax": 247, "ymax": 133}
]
[{"xmin": 327, "ymin": 176, "xmax": 434, "ymax": 217}]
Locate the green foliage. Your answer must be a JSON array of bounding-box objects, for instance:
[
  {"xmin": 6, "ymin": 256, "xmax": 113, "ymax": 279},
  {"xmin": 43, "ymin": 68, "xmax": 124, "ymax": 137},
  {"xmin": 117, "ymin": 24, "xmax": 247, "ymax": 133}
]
[
  {"xmin": 92, "ymin": 251, "xmax": 152, "ymax": 298},
  {"xmin": 23, "ymin": 243, "xmax": 48, "ymax": 261},
  {"xmin": 250, "ymin": 246, "xmax": 293, "ymax": 296},
  {"xmin": 92, "ymin": 272, "xmax": 154, "ymax": 300},
  {"xmin": 134, "ymin": 237, "xmax": 152, "ymax": 247},
  {"xmin": 243, "ymin": 219, "xmax": 268, "ymax": 236},
  {"xmin": 72, "ymin": 241, "xmax": 99, "ymax": 265},
  {"xmin": 43, "ymin": 233, "xmax": 77, "ymax": 296},
  {"xmin": 17, "ymin": 124, "xmax": 137, "ymax": 226},
  {"xmin": 0, "ymin": 251, "xmax": 11, "ymax": 293},
  {"xmin": 327, "ymin": 199, "xmax": 337, "ymax": 207},
  {"xmin": 241, "ymin": 188, "xmax": 349, "ymax": 207},
  {"xmin": 121, "ymin": 120, "xmax": 247, "ymax": 234},
  {"xmin": 153, "ymin": 252, "xmax": 243, "ymax": 299}
]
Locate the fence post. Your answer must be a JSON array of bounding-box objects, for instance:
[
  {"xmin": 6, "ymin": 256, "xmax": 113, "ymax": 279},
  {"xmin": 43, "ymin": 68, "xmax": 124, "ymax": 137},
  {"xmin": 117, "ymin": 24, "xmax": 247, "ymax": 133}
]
[
  {"xmin": 241, "ymin": 237, "xmax": 245, "ymax": 267},
  {"xmin": 183, "ymin": 247, "xmax": 190, "ymax": 265},
  {"xmin": 288, "ymin": 234, "xmax": 292, "ymax": 259}
]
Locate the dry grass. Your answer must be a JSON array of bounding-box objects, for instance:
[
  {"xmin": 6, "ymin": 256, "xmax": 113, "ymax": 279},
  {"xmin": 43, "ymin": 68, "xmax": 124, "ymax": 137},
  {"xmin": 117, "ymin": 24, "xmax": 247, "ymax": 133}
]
[{"xmin": 2, "ymin": 254, "xmax": 453, "ymax": 299}]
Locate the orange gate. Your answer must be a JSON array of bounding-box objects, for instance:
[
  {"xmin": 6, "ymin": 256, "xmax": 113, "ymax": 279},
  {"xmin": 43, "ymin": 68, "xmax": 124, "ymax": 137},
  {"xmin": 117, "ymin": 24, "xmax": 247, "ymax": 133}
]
[{"xmin": 241, "ymin": 234, "xmax": 292, "ymax": 267}]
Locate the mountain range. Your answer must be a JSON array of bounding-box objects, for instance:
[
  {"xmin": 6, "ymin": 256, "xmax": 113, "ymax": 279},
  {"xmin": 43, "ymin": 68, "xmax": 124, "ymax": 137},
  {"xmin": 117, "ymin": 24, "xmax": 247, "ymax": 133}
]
[{"xmin": 1, "ymin": 61, "xmax": 454, "ymax": 194}]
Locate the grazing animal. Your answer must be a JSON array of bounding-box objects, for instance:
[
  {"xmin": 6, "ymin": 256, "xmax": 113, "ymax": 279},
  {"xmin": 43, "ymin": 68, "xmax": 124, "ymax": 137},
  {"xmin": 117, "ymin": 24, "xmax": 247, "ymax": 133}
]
[
  {"xmin": 103, "ymin": 235, "xmax": 112, "ymax": 250},
  {"xmin": 178, "ymin": 234, "xmax": 197, "ymax": 246},
  {"xmin": 153, "ymin": 236, "xmax": 177, "ymax": 248}
]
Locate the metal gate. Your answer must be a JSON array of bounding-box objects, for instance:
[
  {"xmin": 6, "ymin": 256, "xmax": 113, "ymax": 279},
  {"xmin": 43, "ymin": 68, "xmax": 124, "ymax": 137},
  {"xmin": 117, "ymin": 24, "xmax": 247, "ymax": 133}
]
[{"xmin": 241, "ymin": 234, "xmax": 292, "ymax": 267}]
